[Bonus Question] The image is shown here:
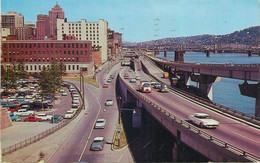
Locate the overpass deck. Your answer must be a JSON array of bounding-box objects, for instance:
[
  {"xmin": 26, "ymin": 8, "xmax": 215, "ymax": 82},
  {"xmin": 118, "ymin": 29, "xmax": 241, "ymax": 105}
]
[{"xmin": 119, "ymin": 60, "xmax": 260, "ymax": 161}]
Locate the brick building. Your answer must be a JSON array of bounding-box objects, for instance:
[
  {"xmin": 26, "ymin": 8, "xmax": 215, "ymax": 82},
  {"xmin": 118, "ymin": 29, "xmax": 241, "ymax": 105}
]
[
  {"xmin": 107, "ymin": 29, "xmax": 122, "ymax": 58},
  {"xmin": 1, "ymin": 40, "xmax": 94, "ymax": 74}
]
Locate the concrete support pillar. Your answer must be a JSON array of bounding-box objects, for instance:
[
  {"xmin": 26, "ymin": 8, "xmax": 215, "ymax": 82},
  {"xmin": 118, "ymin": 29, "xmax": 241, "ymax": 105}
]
[
  {"xmin": 198, "ymin": 75, "xmax": 220, "ymax": 100},
  {"xmin": 184, "ymin": 72, "xmax": 191, "ymax": 86},
  {"xmin": 239, "ymin": 82, "xmax": 260, "ymax": 118},
  {"xmin": 164, "ymin": 51, "xmax": 167, "ymax": 57},
  {"xmin": 248, "ymin": 50, "xmax": 252, "ymax": 57},
  {"xmin": 174, "ymin": 51, "xmax": 184, "ymax": 62},
  {"xmin": 206, "ymin": 50, "xmax": 210, "ymax": 57},
  {"xmin": 172, "ymin": 142, "xmax": 178, "ymax": 162}
]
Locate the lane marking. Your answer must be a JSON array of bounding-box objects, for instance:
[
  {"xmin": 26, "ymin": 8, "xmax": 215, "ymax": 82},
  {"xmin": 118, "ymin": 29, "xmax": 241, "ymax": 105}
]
[
  {"xmin": 232, "ymin": 131, "xmax": 260, "ymax": 144},
  {"xmin": 78, "ymin": 85, "xmax": 102, "ymax": 162},
  {"xmin": 117, "ymin": 154, "xmax": 124, "ymax": 163}
]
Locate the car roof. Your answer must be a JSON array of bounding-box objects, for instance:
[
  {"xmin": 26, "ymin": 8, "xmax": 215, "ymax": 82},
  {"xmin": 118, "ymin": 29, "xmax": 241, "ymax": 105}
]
[
  {"xmin": 97, "ymin": 118, "xmax": 105, "ymax": 121},
  {"xmin": 195, "ymin": 113, "xmax": 209, "ymax": 116},
  {"xmin": 94, "ymin": 137, "xmax": 105, "ymax": 141}
]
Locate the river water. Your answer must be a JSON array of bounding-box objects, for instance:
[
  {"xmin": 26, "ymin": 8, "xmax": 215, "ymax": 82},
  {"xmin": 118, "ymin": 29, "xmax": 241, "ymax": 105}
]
[{"xmin": 157, "ymin": 52, "xmax": 260, "ymax": 116}]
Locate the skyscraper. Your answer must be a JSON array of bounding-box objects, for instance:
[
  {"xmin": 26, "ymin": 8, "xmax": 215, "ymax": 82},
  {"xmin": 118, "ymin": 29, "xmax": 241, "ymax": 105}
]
[
  {"xmin": 36, "ymin": 14, "xmax": 50, "ymax": 40},
  {"xmin": 49, "ymin": 3, "xmax": 65, "ymax": 38}
]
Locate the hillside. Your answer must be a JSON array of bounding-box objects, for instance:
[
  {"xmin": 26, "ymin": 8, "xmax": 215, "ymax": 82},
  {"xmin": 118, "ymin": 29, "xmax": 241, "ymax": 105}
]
[{"xmin": 134, "ymin": 26, "xmax": 260, "ymax": 46}]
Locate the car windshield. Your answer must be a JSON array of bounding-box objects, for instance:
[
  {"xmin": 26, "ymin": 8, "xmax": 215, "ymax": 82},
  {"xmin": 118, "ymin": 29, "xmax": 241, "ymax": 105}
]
[
  {"xmin": 97, "ymin": 120, "xmax": 104, "ymax": 123},
  {"xmin": 143, "ymin": 83, "xmax": 151, "ymax": 87}
]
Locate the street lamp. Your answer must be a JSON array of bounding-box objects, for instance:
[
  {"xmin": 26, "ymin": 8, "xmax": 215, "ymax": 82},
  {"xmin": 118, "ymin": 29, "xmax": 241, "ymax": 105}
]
[
  {"xmin": 80, "ymin": 68, "xmax": 85, "ymax": 110},
  {"xmin": 117, "ymin": 96, "xmax": 122, "ymax": 124}
]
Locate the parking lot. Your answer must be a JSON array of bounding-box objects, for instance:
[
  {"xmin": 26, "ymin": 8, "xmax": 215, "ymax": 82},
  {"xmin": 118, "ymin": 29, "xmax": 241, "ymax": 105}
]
[{"xmin": 1, "ymin": 79, "xmax": 81, "ymax": 149}]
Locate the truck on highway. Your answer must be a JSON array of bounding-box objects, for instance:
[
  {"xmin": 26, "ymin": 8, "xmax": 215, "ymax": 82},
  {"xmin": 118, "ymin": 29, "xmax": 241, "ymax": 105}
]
[{"xmin": 163, "ymin": 72, "xmax": 169, "ymax": 78}]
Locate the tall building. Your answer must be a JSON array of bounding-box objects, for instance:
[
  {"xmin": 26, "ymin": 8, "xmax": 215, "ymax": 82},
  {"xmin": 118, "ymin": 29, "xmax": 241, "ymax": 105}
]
[
  {"xmin": 57, "ymin": 19, "xmax": 108, "ymax": 62},
  {"xmin": 1, "ymin": 11, "xmax": 24, "ymax": 35},
  {"xmin": 49, "ymin": 3, "xmax": 65, "ymax": 38},
  {"xmin": 36, "ymin": 15, "xmax": 50, "ymax": 40}
]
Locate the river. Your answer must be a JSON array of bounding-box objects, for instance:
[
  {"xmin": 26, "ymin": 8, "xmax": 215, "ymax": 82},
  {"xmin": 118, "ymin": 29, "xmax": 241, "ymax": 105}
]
[{"xmin": 157, "ymin": 52, "xmax": 260, "ymax": 116}]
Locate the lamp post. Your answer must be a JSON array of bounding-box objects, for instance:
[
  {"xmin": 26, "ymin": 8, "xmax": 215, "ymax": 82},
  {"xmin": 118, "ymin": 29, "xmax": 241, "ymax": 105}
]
[{"xmin": 117, "ymin": 96, "xmax": 122, "ymax": 124}]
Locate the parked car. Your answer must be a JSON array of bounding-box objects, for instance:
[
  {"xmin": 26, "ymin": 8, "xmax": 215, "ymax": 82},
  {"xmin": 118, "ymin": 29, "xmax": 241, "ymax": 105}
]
[
  {"xmin": 8, "ymin": 106, "xmax": 21, "ymax": 113},
  {"xmin": 189, "ymin": 113, "xmax": 219, "ymax": 129},
  {"xmin": 24, "ymin": 116, "xmax": 42, "ymax": 122},
  {"xmin": 72, "ymin": 99, "xmax": 80, "ymax": 104},
  {"xmin": 61, "ymin": 92, "xmax": 68, "ymax": 96},
  {"xmin": 90, "ymin": 137, "xmax": 106, "ymax": 151},
  {"xmin": 105, "ymin": 99, "xmax": 113, "ymax": 106},
  {"xmin": 50, "ymin": 114, "xmax": 63, "ymax": 123},
  {"xmin": 71, "ymin": 104, "xmax": 79, "ymax": 112},
  {"xmin": 36, "ymin": 113, "xmax": 53, "ymax": 121},
  {"xmin": 95, "ymin": 119, "xmax": 106, "ymax": 129},
  {"xmin": 128, "ymin": 69, "xmax": 133, "ymax": 72},
  {"xmin": 130, "ymin": 78, "xmax": 137, "ymax": 83},
  {"xmin": 13, "ymin": 109, "xmax": 34, "ymax": 116},
  {"xmin": 9, "ymin": 113, "xmax": 21, "ymax": 122},
  {"xmin": 154, "ymin": 82, "xmax": 162, "ymax": 89},
  {"xmin": 110, "ymin": 75, "xmax": 114, "ymax": 79},
  {"xmin": 64, "ymin": 110, "xmax": 75, "ymax": 119},
  {"xmin": 103, "ymin": 84, "xmax": 109, "ymax": 88},
  {"xmin": 159, "ymin": 84, "xmax": 169, "ymax": 93}
]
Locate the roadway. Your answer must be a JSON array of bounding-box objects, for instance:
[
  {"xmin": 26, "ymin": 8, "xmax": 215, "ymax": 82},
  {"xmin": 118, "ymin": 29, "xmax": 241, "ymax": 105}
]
[
  {"xmin": 47, "ymin": 60, "xmax": 134, "ymax": 163},
  {"xmin": 120, "ymin": 57, "xmax": 260, "ymax": 159}
]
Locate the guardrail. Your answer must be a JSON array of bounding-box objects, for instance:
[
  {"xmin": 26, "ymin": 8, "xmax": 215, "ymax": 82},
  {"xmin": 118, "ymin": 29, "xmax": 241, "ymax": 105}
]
[
  {"xmin": 2, "ymin": 82, "xmax": 84, "ymax": 156},
  {"xmin": 145, "ymin": 56, "xmax": 260, "ymax": 124},
  {"xmin": 118, "ymin": 72, "xmax": 260, "ymax": 162}
]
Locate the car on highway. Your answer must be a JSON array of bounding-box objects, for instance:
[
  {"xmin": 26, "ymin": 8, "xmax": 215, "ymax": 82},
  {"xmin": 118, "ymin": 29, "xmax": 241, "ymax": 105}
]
[
  {"xmin": 50, "ymin": 114, "xmax": 63, "ymax": 123},
  {"xmin": 159, "ymin": 84, "xmax": 169, "ymax": 93},
  {"xmin": 128, "ymin": 69, "xmax": 133, "ymax": 72},
  {"xmin": 154, "ymin": 82, "xmax": 162, "ymax": 89},
  {"xmin": 136, "ymin": 76, "xmax": 141, "ymax": 80},
  {"xmin": 36, "ymin": 113, "xmax": 53, "ymax": 121},
  {"xmin": 103, "ymin": 84, "xmax": 109, "ymax": 88},
  {"xmin": 189, "ymin": 113, "xmax": 219, "ymax": 129},
  {"xmin": 95, "ymin": 119, "xmax": 106, "ymax": 129},
  {"xmin": 150, "ymin": 80, "xmax": 157, "ymax": 86},
  {"xmin": 105, "ymin": 99, "xmax": 113, "ymax": 106},
  {"xmin": 107, "ymin": 78, "xmax": 112, "ymax": 83},
  {"xmin": 90, "ymin": 137, "xmax": 106, "ymax": 151},
  {"xmin": 64, "ymin": 110, "xmax": 75, "ymax": 119},
  {"xmin": 142, "ymin": 83, "xmax": 152, "ymax": 93},
  {"xmin": 24, "ymin": 116, "xmax": 42, "ymax": 122},
  {"xmin": 130, "ymin": 78, "xmax": 137, "ymax": 83},
  {"xmin": 110, "ymin": 75, "xmax": 114, "ymax": 79},
  {"xmin": 124, "ymin": 74, "xmax": 129, "ymax": 79}
]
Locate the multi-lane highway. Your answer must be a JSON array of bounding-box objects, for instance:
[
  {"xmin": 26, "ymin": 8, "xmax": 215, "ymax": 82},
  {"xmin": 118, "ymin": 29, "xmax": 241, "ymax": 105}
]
[
  {"xmin": 47, "ymin": 60, "xmax": 134, "ymax": 163},
  {"xmin": 120, "ymin": 57, "xmax": 260, "ymax": 160}
]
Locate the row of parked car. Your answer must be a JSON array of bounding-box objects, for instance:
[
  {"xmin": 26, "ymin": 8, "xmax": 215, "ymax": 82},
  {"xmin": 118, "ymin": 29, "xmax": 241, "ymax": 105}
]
[{"xmin": 64, "ymin": 84, "xmax": 81, "ymax": 119}]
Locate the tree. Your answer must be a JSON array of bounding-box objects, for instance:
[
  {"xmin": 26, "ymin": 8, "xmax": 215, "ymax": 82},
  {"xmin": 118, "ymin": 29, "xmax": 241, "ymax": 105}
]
[{"xmin": 1, "ymin": 66, "xmax": 18, "ymax": 93}]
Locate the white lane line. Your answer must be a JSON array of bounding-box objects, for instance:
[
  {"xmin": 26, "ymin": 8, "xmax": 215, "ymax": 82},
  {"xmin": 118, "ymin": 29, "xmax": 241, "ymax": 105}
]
[
  {"xmin": 232, "ymin": 131, "xmax": 260, "ymax": 144},
  {"xmin": 78, "ymin": 85, "xmax": 102, "ymax": 162},
  {"xmin": 117, "ymin": 154, "xmax": 124, "ymax": 163}
]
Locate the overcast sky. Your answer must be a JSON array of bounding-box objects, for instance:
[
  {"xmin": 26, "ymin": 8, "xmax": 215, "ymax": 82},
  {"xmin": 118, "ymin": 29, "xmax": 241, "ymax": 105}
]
[{"xmin": 2, "ymin": 0, "xmax": 259, "ymax": 42}]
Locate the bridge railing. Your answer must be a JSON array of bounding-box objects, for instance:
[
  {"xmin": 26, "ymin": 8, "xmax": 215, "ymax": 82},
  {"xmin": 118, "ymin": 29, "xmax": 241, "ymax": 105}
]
[
  {"xmin": 119, "ymin": 72, "xmax": 260, "ymax": 162},
  {"xmin": 147, "ymin": 55, "xmax": 260, "ymax": 123}
]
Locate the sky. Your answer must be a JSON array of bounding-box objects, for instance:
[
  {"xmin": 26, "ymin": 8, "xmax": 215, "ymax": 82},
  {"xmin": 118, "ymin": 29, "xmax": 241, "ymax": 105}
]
[{"xmin": 1, "ymin": 0, "xmax": 259, "ymax": 42}]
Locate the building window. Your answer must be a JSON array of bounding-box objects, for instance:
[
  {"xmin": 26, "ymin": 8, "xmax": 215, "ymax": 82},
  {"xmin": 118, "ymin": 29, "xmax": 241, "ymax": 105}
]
[
  {"xmin": 26, "ymin": 58, "xmax": 28, "ymax": 62},
  {"xmin": 47, "ymin": 44, "xmax": 49, "ymax": 48},
  {"xmin": 77, "ymin": 65, "xmax": 79, "ymax": 70},
  {"xmin": 64, "ymin": 51, "xmax": 66, "ymax": 55},
  {"xmin": 59, "ymin": 51, "xmax": 62, "ymax": 55},
  {"xmin": 47, "ymin": 58, "xmax": 49, "ymax": 61},
  {"xmin": 85, "ymin": 51, "xmax": 87, "ymax": 55},
  {"xmin": 35, "ymin": 65, "xmax": 37, "ymax": 70},
  {"xmin": 38, "ymin": 51, "xmax": 40, "ymax": 55},
  {"xmin": 68, "ymin": 44, "xmax": 70, "ymax": 48},
  {"xmin": 39, "ymin": 58, "xmax": 41, "ymax": 62},
  {"xmin": 30, "ymin": 65, "xmax": 32, "ymax": 70},
  {"xmin": 72, "ymin": 65, "xmax": 75, "ymax": 70},
  {"xmin": 64, "ymin": 44, "xmax": 66, "ymax": 48},
  {"xmin": 39, "ymin": 65, "xmax": 41, "ymax": 70},
  {"xmin": 72, "ymin": 51, "xmax": 74, "ymax": 55},
  {"xmin": 76, "ymin": 51, "xmax": 78, "ymax": 55},
  {"xmin": 68, "ymin": 51, "xmax": 70, "ymax": 55},
  {"xmin": 55, "ymin": 51, "xmax": 58, "ymax": 55},
  {"xmin": 81, "ymin": 51, "xmax": 83, "ymax": 55},
  {"xmin": 68, "ymin": 65, "xmax": 71, "ymax": 70},
  {"xmin": 13, "ymin": 52, "xmax": 15, "ymax": 55},
  {"xmin": 72, "ymin": 44, "xmax": 74, "ymax": 48},
  {"xmin": 17, "ymin": 52, "xmax": 19, "ymax": 55}
]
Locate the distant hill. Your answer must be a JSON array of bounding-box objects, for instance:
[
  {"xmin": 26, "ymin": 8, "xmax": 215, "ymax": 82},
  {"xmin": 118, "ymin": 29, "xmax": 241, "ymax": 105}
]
[
  {"xmin": 123, "ymin": 41, "xmax": 137, "ymax": 46},
  {"xmin": 135, "ymin": 26, "xmax": 260, "ymax": 46}
]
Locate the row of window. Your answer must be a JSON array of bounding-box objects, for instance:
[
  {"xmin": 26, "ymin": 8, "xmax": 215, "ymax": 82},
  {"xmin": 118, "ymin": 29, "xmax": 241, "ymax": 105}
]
[
  {"xmin": 4, "ymin": 57, "xmax": 84, "ymax": 62},
  {"xmin": 62, "ymin": 27, "xmax": 99, "ymax": 30},
  {"xmin": 3, "ymin": 43, "xmax": 89, "ymax": 49},
  {"xmin": 62, "ymin": 23, "xmax": 99, "ymax": 26},
  {"xmin": 12, "ymin": 64, "xmax": 81, "ymax": 71},
  {"xmin": 3, "ymin": 50, "xmax": 88, "ymax": 55}
]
